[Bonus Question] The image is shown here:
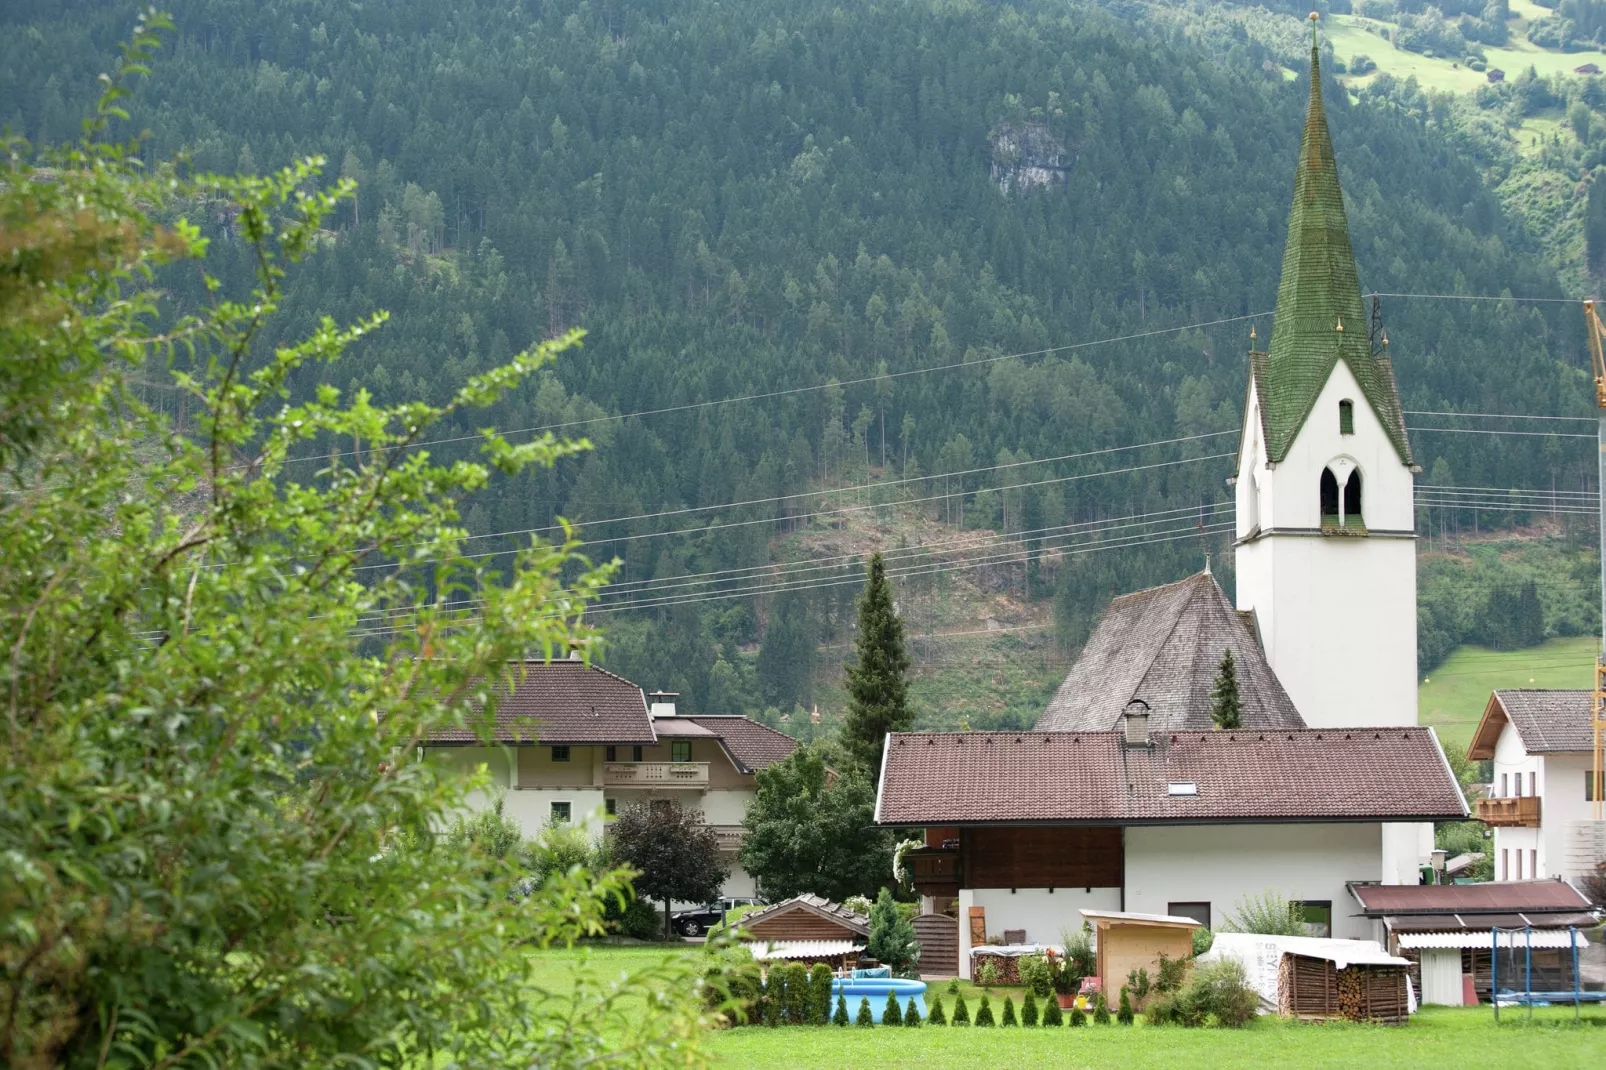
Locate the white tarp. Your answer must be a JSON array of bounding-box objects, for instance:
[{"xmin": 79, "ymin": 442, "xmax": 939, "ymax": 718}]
[{"xmin": 1199, "ymin": 932, "xmax": 1417, "ymax": 1015}]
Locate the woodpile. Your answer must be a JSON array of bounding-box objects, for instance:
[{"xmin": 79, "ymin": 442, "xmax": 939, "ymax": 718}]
[{"xmin": 1278, "ymin": 953, "xmax": 1408, "ymax": 1025}]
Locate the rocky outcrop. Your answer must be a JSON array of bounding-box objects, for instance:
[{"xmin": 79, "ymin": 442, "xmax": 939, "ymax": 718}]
[{"xmin": 990, "ymin": 121, "xmax": 1070, "ymax": 194}]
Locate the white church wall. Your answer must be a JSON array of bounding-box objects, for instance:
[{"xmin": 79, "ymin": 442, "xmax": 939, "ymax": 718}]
[{"xmin": 1124, "ymin": 823, "xmax": 1383, "ymax": 941}]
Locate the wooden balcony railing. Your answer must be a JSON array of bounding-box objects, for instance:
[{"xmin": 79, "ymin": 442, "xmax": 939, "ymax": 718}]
[
  {"xmin": 1476, "ymin": 795, "xmax": 1541, "ymax": 828},
  {"xmin": 602, "ymin": 761, "xmax": 709, "ymax": 788},
  {"xmin": 907, "ymin": 847, "xmax": 961, "ymax": 895}
]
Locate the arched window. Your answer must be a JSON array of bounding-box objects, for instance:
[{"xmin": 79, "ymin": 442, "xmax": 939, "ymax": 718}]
[
  {"xmin": 1344, "ymin": 469, "xmax": 1362, "ymax": 521},
  {"xmin": 1320, "ymin": 468, "xmax": 1339, "ymax": 519},
  {"xmin": 1338, "ymin": 399, "xmax": 1354, "ymax": 435}
]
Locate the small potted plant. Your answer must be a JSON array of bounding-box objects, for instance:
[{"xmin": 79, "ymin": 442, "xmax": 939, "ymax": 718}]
[{"xmin": 1046, "ymin": 949, "xmax": 1082, "ymax": 1010}]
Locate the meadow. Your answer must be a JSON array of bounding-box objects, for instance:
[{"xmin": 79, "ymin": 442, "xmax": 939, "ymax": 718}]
[{"xmin": 1418, "ymin": 635, "xmax": 1597, "ymax": 751}]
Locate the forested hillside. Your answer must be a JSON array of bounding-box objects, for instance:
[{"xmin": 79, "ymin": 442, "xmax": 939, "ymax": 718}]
[{"xmin": 4, "ymin": 0, "xmax": 1595, "ymax": 722}]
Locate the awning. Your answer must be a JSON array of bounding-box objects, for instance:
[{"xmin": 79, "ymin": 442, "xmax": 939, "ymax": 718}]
[
  {"xmin": 1397, "ymin": 930, "xmax": 1592, "ymax": 950},
  {"xmin": 745, "ymin": 940, "xmax": 862, "ymax": 960}
]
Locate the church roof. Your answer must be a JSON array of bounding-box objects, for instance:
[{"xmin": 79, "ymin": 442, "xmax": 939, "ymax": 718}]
[
  {"xmin": 1036, "ymin": 571, "xmax": 1306, "ymax": 733},
  {"xmin": 1253, "ymin": 43, "xmax": 1412, "ymax": 468}
]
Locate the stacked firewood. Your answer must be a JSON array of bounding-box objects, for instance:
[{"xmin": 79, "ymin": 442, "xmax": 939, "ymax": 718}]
[{"xmin": 1277, "ymin": 954, "xmax": 1408, "ymax": 1025}]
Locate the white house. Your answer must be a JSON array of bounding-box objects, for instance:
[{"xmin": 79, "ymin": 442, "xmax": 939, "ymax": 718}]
[
  {"xmin": 425, "ymin": 658, "xmax": 797, "ymax": 898},
  {"xmin": 1468, "ymin": 689, "xmax": 1606, "ymax": 882}
]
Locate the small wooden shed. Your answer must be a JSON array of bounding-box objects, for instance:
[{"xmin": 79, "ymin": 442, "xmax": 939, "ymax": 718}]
[
  {"xmin": 736, "ymin": 894, "xmax": 870, "ymax": 945},
  {"xmin": 1080, "ymin": 909, "xmax": 1201, "ymax": 992},
  {"xmin": 1279, "ymin": 949, "xmax": 1411, "ymax": 1024}
]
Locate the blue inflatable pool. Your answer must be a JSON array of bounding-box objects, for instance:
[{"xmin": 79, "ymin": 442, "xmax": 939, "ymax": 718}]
[{"xmin": 830, "ymin": 977, "xmax": 927, "ymax": 1022}]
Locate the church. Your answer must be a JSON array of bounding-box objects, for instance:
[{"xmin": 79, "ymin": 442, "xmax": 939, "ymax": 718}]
[{"xmin": 875, "ymin": 42, "xmax": 1465, "ymax": 978}]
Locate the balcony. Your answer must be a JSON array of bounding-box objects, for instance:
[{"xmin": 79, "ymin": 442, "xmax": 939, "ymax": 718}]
[
  {"xmin": 1476, "ymin": 795, "xmax": 1541, "ymax": 828},
  {"xmin": 707, "ymin": 825, "xmax": 744, "ymax": 852},
  {"xmin": 906, "ymin": 847, "xmax": 961, "ymax": 896},
  {"xmin": 603, "ymin": 761, "xmax": 709, "ymax": 789}
]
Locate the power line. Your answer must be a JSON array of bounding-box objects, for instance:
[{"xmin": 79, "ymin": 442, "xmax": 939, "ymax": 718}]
[
  {"xmin": 1405, "ymin": 410, "xmax": 1595, "ymax": 423},
  {"xmin": 1371, "ymin": 293, "xmax": 1585, "ymax": 304},
  {"xmin": 1408, "ymin": 427, "xmax": 1596, "ymax": 439}
]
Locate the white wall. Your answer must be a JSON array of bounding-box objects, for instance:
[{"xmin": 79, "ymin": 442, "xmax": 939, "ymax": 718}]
[
  {"xmin": 1124, "ymin": 823, "xmax": 1384, "ymax": 941},
  {"xmin": 1491, "ymin": 719, "xmax": 1549, "ymax": 878},
  {"xmin": 1236, "ymin": 359, "xmax": 1419, "ymax": 731}
]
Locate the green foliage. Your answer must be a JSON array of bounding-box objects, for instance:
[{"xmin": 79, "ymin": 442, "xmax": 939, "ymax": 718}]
[
  {"xmin": 1126, "ymin": 967, "xmax": 1152, "ymax": 1003},
  {"xmin": 809, "ymin": 963, "xmax": 835, "ymax": 1025},
  {"xmin": 883, "ymin": 991, "xmax": 903, "ymax": 1026},
  {"xmin": 1225, "ymin": 890, "xmax": 1306, "ymax": 936},
  {"xmin": 1158, "ymin": 951, "xmax": 1192, "ymax": 994},
  {"xmin": 904, "ymin": 997, "xmax": 922, "ymax": 1026},
  {"xmin": 1191, "ymin": 929, "xmax": 1216, "ymax": 958},
  {"xmin": 0, "ymin": 28, "xmax": 717, "ymax": 1067},
  {"xmin": 856, "ymin": 996, "xmax": 875, "ymax": 1027},
  {"xmin": 975, "ymin": 956, "xmax": 1002, "ymax": 985},
  {"xmin": 1069, "ymin": 1004, "xmax": 1087, "ymax": 1028},
  {"xmin": 833, "ymin": 994, "xmax": 850, "ymax": 1027},
  {"xmin": 841, "ymin": 553, "xmax": 913, "ymax": 778},
  {"xmin": 1021, "ymin": 989, "xmax": 1039, "ymax": 1026},
  {"xmin": 1162, "ymin": 958, "xmax": 1259, "ymax": 1029},
  {"xmin": 739, "ymin": 744, "xmax": 891, "ymax": 902},
  {"xmin": 1060, "ymin": 927, "xmax": 1097, "ymax": 983},
  {"xmin": 928, "ymin": 996, "xmax": 946, "ymax": 1025},
  {"xmin": 1042, "ymin": 996, "xmax": 1064, "ymax": 1026},
  {"xmin": 1017, "ymin": 952, "xmax": 1053, "ymax": 996},
  {"xmin": 974, "ymin": 994, "xmax": 996, "ymax": 1026},
  {"xmin": 946, "ymin": 977, "xmax": 960, "ymax": 995},
  {"xmin": 1209, "ymin": 649, "xmax": 1243, "ymax": 729},
  {"xmin": 1093, "ymin": 993, "xmax": 1111, "ymax": 1025},
  {"xmin": 1117, "ymin": 987, "xmax": 1135, "ymax": 1025},
  {"xmin": 1001, "ymin": 995, "xmax": 1018, "ymax": 1026},
  {"xmin": 952, "ymin": 994, "xmax": 970, "ymax": 1026},
  {"xmin": 867, "ymin": 887, "xmax": 922, "ymax": 974},
  {"xmin": 782, "ymin": 962, "xmax": 810, "ymax": 1023},
  {"xmin": 701, "ymin": 945, "xmax": 764, "ymax": 1026},
  {"xmin": 610, "ymin": 800, "xmax": 729, "ymax": 938},
  {"xmin": 762, "ymin": 976, "xmax": 782, "ymax": 1027}
]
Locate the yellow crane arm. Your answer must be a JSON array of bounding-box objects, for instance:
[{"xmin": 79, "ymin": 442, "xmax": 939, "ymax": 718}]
[{"xmin": 1586, "ymin": 301, "xmax": 1606, "ymax": 818}]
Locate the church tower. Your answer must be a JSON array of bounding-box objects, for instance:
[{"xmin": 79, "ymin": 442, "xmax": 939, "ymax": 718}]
[{"xmin": 1234, "ymin": 37, "xmax": 1419, "ymax": 731}]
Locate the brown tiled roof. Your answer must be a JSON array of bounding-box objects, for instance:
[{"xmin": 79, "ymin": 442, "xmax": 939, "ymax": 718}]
[
  {"xmin": 1348, "ymin": 879, "xmax": 1595, "ymax": 917},
  {"xmin": 736, "ymin": 894, "xmax": 871, "ymax": 937},
  {"xmin": 685, "ymin": 716, "xmax": 799, "ymax": 774},
  {"xmin": 427, "ymin": 660, "xmax": 655, "ymax": 745},
  {"xmin": 875, "ymin": 728, "xmax": 1467, "ymax": 826},
  {"xmin": 1037, "ymin": 572, "xmax": 1305, "ymax": 733},
  {"xmin": 1468, "ymin": 690, "xmax": 1595, "ymax": 760}
]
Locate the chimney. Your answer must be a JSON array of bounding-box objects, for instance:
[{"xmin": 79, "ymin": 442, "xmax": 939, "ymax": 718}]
[
  {"xmin": 647, "ymin": 690, "xmax": 678, "ymax": 718},
  {"xmin": 1122, "ymin": 699, "xmax": 1152, "ymax": 748}
]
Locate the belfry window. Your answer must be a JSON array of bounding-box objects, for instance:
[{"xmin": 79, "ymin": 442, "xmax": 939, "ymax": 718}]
[
  {"xmin": 1344, "ymin": 469, "xmax": 1362, "ymax": 520},
  {"xmin": 1338, "ymin": 399, "xmax": 1354, "ymax": 435},
  {"xmin": 1321, "ymin": 466, "xmax": 1363, "ymax": 530},
  {"xmin": 1320, "ymin": 468, "xmax": 1339, "ymax": 519}
]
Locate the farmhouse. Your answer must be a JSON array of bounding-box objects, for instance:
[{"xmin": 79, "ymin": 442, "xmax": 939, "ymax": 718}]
[{"xmin": 875, "ymin": 42, "xmax": 1467, "ymax": 982}]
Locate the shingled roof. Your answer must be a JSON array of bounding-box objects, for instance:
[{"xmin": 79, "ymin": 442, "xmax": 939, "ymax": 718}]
[
  {"xmin": 1348, "ymin": 879, "xmax": 1596, "ymax": 917},
  {"xmin": 1037, "ymin": 571, "xmax": 1305, "ymax": 733},
  {"xmin": 1251, "ymin": 45, "xmax": 1411, "ymax": 467},
  {"xmin": 427, "ymin": 659, "xmax": 656, "ymax": 745},
  {"xmin": 875, "ymin": 728, "xmax": 1467, "ymax": 826},
  {"xmin": 1467, "ymin": 689, "xmax": 1597, "ymax": 759},
  {"xmin": 685, "ymin": 716, "xmax": 799, "ymax": 773},
  {"xmin": 736, "ymin": 894, "xmax": 871, "ymax": 938}
]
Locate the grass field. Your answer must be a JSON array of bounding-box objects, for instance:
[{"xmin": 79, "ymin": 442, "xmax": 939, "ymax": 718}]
[
  {"xmin": 527, "ymin": 947, "xmax": 1606, "ymax": 1068},
  {"xmin": 1327, "ymin": 13, "xmax": 1606, "ymax": 95},
  {"xmin": 1418, "ymin": 635, "xmax": 1597, "ymax": 751}
]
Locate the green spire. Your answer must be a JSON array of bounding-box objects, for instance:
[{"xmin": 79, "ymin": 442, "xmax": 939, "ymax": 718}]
[{"xmin": 1255, "ymin": 41, "xmax": 1412, "ymax": 466}]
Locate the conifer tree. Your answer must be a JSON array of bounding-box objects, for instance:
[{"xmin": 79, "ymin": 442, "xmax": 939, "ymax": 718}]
[
  {"xmin": 840, "ymin": 553, "xmax": 912, "ymax": 778},
  {"xmin": 866, "ymin": 887, "xmax": 921, "ymax": 974},
  {"xmin": 1093, "ymin": 993, "xmax": 1111, "ymax": 1025},
  {"xmin": 883, "ymin": 991, "xmax": 903, "ymax": 1026},
  {"xmin": 856, "ymin": 996, "xmax": 875, "ymax": 1027},
  {"xmin": 1117, "ymin": 986, "xmax": 1134, "ymax": 1025},
  {"xmin": 809, "ymin": 963, "xmax": 834, "ymax": 1024},
  {"xmin": 1068, "ymin": 1004, "xmax": 1086, "ymax": 1027},
  {"xmin": 1042, "ymin": 997, "xmax": 1063, "ymax": 1026},
  {"xmin": 975, "ymin": 993, "xmax": 995, "ymax": 1026},
  {"xmin": 928, "ymin": 996, "xmax": 947, "ymax": 1025},
  {"xmin": 833, "ymin": 994, "xmax": 849, "ymax": 1027},
  {"xmin": 904, "ymin": 997, "xmax": 922, "ymax": 1026},
  {"xmin": 1209, "ymin": 648, "xmax": 1243, "ymax": 729},
  {"xmin": 952, "ymin": 993, "xmax": 971, "ymax": 1025},
  {"xmin": 1001, "ymin": 995, "xmax": 1017, "ymax": 1026},
  {"xmin": 1022, "ymin": 990, "xmax": 1039, "ymax": 1026}
]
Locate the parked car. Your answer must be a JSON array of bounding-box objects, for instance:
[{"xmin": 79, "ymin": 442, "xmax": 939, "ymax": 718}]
[{"xmin": 673, "ymin": 896, "xmax": 760, "ymax": 937}]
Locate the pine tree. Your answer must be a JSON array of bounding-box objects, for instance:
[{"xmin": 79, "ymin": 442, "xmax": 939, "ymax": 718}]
[
  {"xmin": 904, "ymin": 997, "xmax": 922, "ymax": 1026},
  {"xmin": 833, "ymin": 994, "xmax": 849, "ymax": 1026},
  {"xmin": 1117, "ymin": 986, "xmax": 1134, "ymax": 1025},
  {"xmin": 975, "ymin": 994, "xmax": 995, "ymax": 1026},
  {"xmin": 1022, "ymin": 990, "xmax": 1039, "ymax": 1026},
  {"xmin": 856, "ymin": 996, "xmax": 875, "ymax": 1027},
  {"xmin": 1068, "ymin": 1004, "xmax": 1086, "ymax": 1027},
  {"xmin": 1093, "ymin": 993, "xmax": 1111, "ymax": 1025},
  {"xmin": 809, "ymin": 964, "xmax": 834, "ymax": 1024},
  {"xmin": 928, "ymin": 996, "xmax": 947, "ymax": 1025},
  {"xmin": 952, "ymin": 993, "xmax": 970, "ymax": 1026},
  {"xmin": 1042, "ymin": 997, "xmax": 1063, "ymax": 1026},
  {"xmin": 866, "ymin": 888, "xmax": 920, "ymax": 974},
  {"xmin": 883, "ymin": 991, "xmax": 903, "ymax": 1026},
  {"xmin": 1001, "ymin": 995, "xmax": 1017, "ymax": 1026},
  {"xmin": 840, "ymin": 553, "xmax": 913, "ymax": 779},
  {"xmin": 1209, "ymin": 648, "xmax": 1243, "ymax": 729}
]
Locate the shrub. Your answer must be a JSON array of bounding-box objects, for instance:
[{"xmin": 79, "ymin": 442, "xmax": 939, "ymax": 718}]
[
  {"xmin": 1117, "ymin": 987, "xmax": 1134, "ymax": 1025},
  {"xmin": 952, "ymin": 994, "xmax": 971, "ymax": 1025},
  {"xmin": 1225, "ymin": 890, "xmax": 1304, "ymax": 936},
  {"xmin": 619, "ymin": 897, "xmax": 666, "ymax": 941},
  {"xmin": 700, "ymin": 946, "xmax": 763, "ymax": 1025},
  {"xmin": 868, "ymin": 888, "xmax": 922, "ymax": 974},
  {"xmin": 784, "ymin": 962, "xmax": 810, "ymax": 1023},
  {"xmin": 975, "ymin": 994, "xmax": 995, "ymax": 1026},
  {"xmin": 1093, "ymin": 993, "xmax": 1111, "ymax": 1025},
  {"xmin": 1144, "ymin": 991, "xmax": 1176, "ymax": 1026},
  {"xmin": 1042, "ymin": 996, "xmax": 1063, "ymax": 1026},
  {"xmin": 1126, "ymin": 967, "xmax": 1151, "ymax": 1003},
  {"xmin": 809, "ymin": 964, "xmax": 834, "ymax": 1024},
  {"xmin": 1185, "ymin": 958, "xmax": 1259, "ymax": 1028},
  {"xmin": 833, "ymin": 994, "xmax": 849, "ymax": 1027},
  {"xmin": 905, "ymin": 997, "xmax": 922, "ymax": 1026},
  {"xmin": 1060, "ymin": 926, "xmax": 1097, "ymax": 981},
  {"xmin": 928, "ymin": 996, "xmax": 947, "ymax": 1025},
  {"xmin": 1191, "ymin": 928, "xmax": 1215, "ymax": 958},
  {"xmin": 762, "ymin": 975, "xmax": 782, "ymax": 1027},
  {"xmin": 1156, "ymin": 952, "xmax": 1189, "ymax": 994},
  {"xmin": 1017, "ymin": 953, "xmax": 1053, "ymax": 996},
  {"xmin": 1068, "ymin": 1004, "xmax": 1086, "ymax": 1027},
  {"xmin": 947, "ymin": 977, "xmax": 960, "ymax": 994},
  {"xmin": 856, "ymin": 996, "xmax": 875, "ymax": 1027},
  {"xmin": 1022, "ymin": 990, "xmax": 1039, "ymax": 1026},
  {"xmin": 1005, "ymin": 995, "xmax": 1021, "ymax": 1026},
  {"xmin": 975, "ymin": 957, "xmax": 1001, "ymax": 985},
  {"xmin": 883, "ymin": 991, "xmax": 903, "ymax": 1026}
]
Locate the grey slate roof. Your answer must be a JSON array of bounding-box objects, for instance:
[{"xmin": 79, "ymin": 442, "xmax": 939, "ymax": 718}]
[
  {"xmin": 427, "ymin": 659, "xmax": 656, "ymax": 745},
  {"xmin": 1036, "ymin": 571, "xmax": 1305, "ymax": 733},
  {"xmin": 1469, "ymin": 690, "xmax": 1597, "ymax": 758},
  {"xmin": 875, "ymin": 728, "xmax": 1468, "ymax": 826}
]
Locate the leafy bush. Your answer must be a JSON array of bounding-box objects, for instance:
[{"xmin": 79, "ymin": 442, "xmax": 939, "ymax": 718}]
[
  {"xmin": 905, "ymin": 997, "xmax": 922, "ymax": 1026},
  {"xmin": 700, "ymin": 944, "xmax": 763, "ymax": 1025},
  {"xmin": 1191, "ymin": 928, "xmax": 1215, "ymax": 957},
  {"xmin": 952, "ymin": 994, "xmax": 971, "ymax": 1025},
  {"xmin": 947, "ymin": 977, "xmax": 960, "ymax": 994},
  {"xmin": 856, "ymin": 996, "xmax": 875, "ymax": 1027},
  {"xmin": 1351, "ymin": 53, "xmax": 1378, "ymax": 74},
  {"xmin": 1126, "ymin": 967, "xmax": 1151, "ymax": 1003},
  {"xmin": 975, "ymin": 994, "xmax": 995, "ymax": 1026},
  {"xmin": 883, "ymin": 991, "xmax": 903, "ymax": 1026},
  {"xmin": 928, "ymin": 996, "xmax": 947, "ymax": 1025},
  {"xmin": 1060, "ymin": 926, "xmax": 1097, "ymax": 980},
  {"xmin": 1017, "ymin": 953, "xmax": 1053, "ymax": 996},
  {"xmin": 975, "ymin": 957, "xmax": 1001, "ymax": 985},
  {"xmin": 1185, "ymin": 958, "xmax": 1259, "ymax": 1028},
  {"xmin": 844, "ymin": 895, "xmax": 874, "ymax": 916},
  {"xmin": 1157, "ymin": 952, "xmax": 1190, "ymax": 994},
  {"xmin": 1022, "ymin": 990, "xmax": 1039, "ymax": 1026},
  {"xmin": 1042, "ymin": 996, "xmax": 1063, "ymax": 1026},
  {"xmin": 1069, "ymin": 1004, "xmax": 1086, "ymax": 1027},
  {"xmin": 1117, "ymin": 987, "xmax": 1134, "ymax": 1025},
  {"xmin": 1224, "ymin": 890, "xmax": 1304, "ymax": 936},
  {"xmin": 620, "ymin": 897, "xmax": 667, "ymax": 940}
]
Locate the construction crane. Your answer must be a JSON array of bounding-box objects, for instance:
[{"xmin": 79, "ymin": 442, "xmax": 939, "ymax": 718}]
[{"xmin": 1581, "ymin": 301, "xmax": 1606, "ymax": 819}]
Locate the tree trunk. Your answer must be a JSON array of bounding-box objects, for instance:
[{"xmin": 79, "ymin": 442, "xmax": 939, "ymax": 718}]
[{"xmin": 664, "ymin": 899, "xmax": 672, "ymax": 941}]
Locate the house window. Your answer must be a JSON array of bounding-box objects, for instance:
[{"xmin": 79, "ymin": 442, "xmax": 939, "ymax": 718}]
[
  {"xmin": 550, "ymin": 801, "xmax": 571, "ymax": 824},
  {"xmin": 1529, "ymin": 771, "xmax": 1536, "ymax": 796},
  {"xmin": 605, "ymin": 797, "xmax": 617, "ymax": 817},
  {"xmin": 551, "ymin": 745, "xmax": 571, "ymax": 763},
  {"xmin": 632, "ymin": 745, "xmax": 644, "ymax": 762},
  {"xmin": 671, "ymin": 740, "xmax": 692, "ymax": 763},
  {"xmin": 1501, "ymin": 773, "xmax": 1508, "ymax": 798},
  {"xmin": 1294, "ymin": 901, "xmax": 1332, "ymax": 938},
  {"xmin": 1502, "ymin": 848, "xmax": 1509, "ymax": 880},
  {"xmin": 605, "ymin": 745, "xmax": 617, "ymax": 762},
  {"xmin": 1531, "ymin": 849, "xmax": 1538, "ymax": 878},
  {"xmin": 1168, "ymin": 902, "xmax": 1211, "ymax": 929},
  {"xmin": 1516, "ymin": 851, "xmax": 1523, "ymax": 880},
  {"xmin": 1339, "ymin": 399, "xmax": 1354, "ymax": 435}
]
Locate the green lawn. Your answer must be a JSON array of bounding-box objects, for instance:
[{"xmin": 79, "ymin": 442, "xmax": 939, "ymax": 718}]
[
  {"xmin": 525, "ymin": 947, "xmax": 1606, "ymax": 1068},
  {"xmin": 1327, "ymin": 13, "xmax": 1606, "ymax": 95},
  {"xmin": 1418, "ymin": 636, "xmax": 1597, "ymax": 752}
]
